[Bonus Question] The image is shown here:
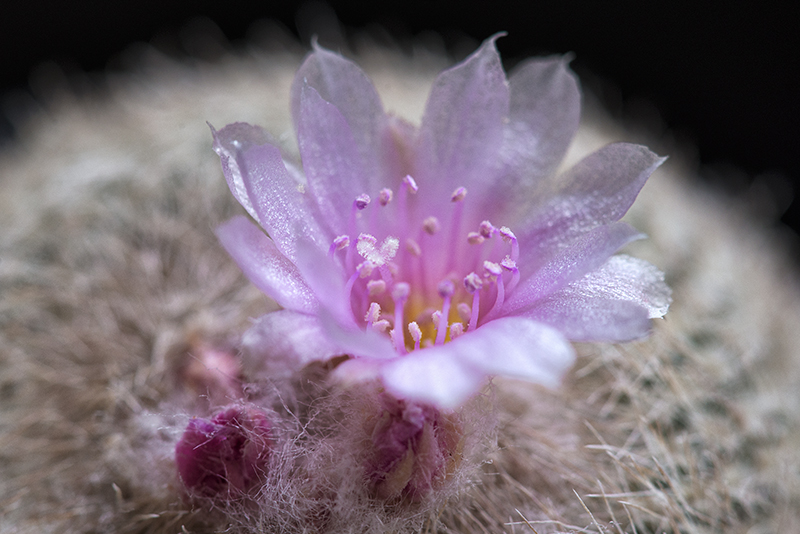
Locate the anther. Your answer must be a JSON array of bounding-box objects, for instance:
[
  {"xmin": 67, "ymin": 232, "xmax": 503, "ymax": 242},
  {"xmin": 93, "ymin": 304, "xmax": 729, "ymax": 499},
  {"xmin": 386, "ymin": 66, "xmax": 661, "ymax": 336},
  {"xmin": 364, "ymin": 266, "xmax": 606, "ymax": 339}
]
[
  {"xmin": 499, "ymin": 226, "xmax": 519, "ymax": 261},
  {"xmin": 479, "ymin": 220, "xmax": 496, "ymax": 238},
  {"xmin": 463, "ymin": 272, "xmax": 483, "ymax": 332},
  {"xmin": 501, "ymin": 256, "xmax": 520, "ymax": 294},
  {"xmin": 355, "ymin": 194, "xmax": 371, "ymax": 210},
  {"xmin": 367, "ymin": 279, "xmax": 386, "ymax": 296},
  {"xmin": 451, "ymin": 186, "xmax": 467, "ymax": 202},
  {"xmin": 408, "ymin": 322, "xmax": 422, "ymax": 351},
  {"xmin": 365, "ymin": 302, "xmax": 381, "ymax": 327},
  {"xmin": 378, "ymin": 188, "xmax": 393, "ymax": 206},
  {"xmin": 449, "ymin": 323, "xmax": 464, "ymax": 340},
  {"xmin": 423, "ymin": 216, "xmax": 441, "ymax": 235},
  {"xmin": 328, "ymin": 235, "xmax": 350, "ymax": 258},
  {"xmin": 483, "ymin": 261, "xmax": 503, "ymax": 278},
  {"xmin": 467, "ymin": 231, "xmax": 485, "ymax": 245},
  {"xmin": 435, "ymin": 280, "xmax": 455, "ymax": 346},
  {"xmin": 406, "ymin": 238, "xmax": 421, "ymax": 257},
  {"xmin": 403, "ymin": 175, "xmax": 419, "ymax": 194}
]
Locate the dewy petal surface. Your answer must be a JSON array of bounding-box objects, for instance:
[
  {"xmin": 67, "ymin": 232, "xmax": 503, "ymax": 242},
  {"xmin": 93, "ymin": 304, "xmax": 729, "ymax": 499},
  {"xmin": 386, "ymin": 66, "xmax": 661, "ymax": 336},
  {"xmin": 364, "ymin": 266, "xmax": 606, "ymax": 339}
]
[
  {"xmin": 217, "ymin": 216, "xmax": 318, "ymax": 314},
  {"xmin": 515, "ymin": 143, "xmax": 665, "ymax": 262},
  {"xmin": 520, "ymin": 295, "xmax": 652, "ymax": 342},
  {"xmin": 212, "ymin": 122, "xmax": 328, "ymax": 261},
  {"xmin": 504, "ymin": 222, "xmax": 644, "ymax": 315}
]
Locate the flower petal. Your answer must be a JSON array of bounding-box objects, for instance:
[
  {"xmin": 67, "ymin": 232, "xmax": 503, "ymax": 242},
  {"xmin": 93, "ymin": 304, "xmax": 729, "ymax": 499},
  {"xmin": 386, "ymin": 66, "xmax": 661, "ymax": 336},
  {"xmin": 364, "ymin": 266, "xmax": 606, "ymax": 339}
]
[
  {"xmin": 382, "ymin": 317, "xmax": 574, "ymax": 408},
  {"xmin": 568, "ymin": 254, "xmax": 672, "ymax": 318},
  {"xmin": 216, "ymin": 216, "xmax": 317, "ymax": 314},
  {"xmin": 292, "ymin": 232, "xmax": 353, "ymax": 326},
  {"xmin": 241, "ymin": 310, "xmax": 340, "ymax": 378},
  {"xmin": 212, "ymin": 122, "xmax": 328, "ymax": 261},
  {"xmin": 298, "ymin": 85, "xmax": 370, "ymax": 234},
  {"xmin": 516, "ymin": 143, "xmax": 665, "ymax": 259},
  {"xmin": 519, "ymin": 295, "xmax": 652, "ymax": 342},
  {"xmin": 379, "ymin": 349, "xmax": 487, "ymax": 409},
  {"xmin": 415, "ymin": 35, "xmax": 509, "ymax": 204},
  {"xmin": 496, "ymin": 56, "xmax": 581, "ymax": 190},
  {"xmin": 291, "ymin": 43, "xmax": 389, "ymax": 190},
  {"xmin": 504, "ymin": 222, "xmax": 644, "ymax": 315}
]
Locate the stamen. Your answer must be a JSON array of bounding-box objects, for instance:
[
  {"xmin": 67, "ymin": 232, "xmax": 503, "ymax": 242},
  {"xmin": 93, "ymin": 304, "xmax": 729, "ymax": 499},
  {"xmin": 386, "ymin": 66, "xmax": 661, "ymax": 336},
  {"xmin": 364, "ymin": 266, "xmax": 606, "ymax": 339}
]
[
  {"xmin": 447, "ymin": 186, "xmax": 468, "ymax": 271},
  {"xmin": 402, "ymin": 175, "xmax": 418, "ymax": 194},
  {"xmin": 406, "ymin": 238, "xmax": 421, "ymax": 257},
  {"xmin": 484, "ymin": 261, "xmax": 505, "ymax": 317},
  {"xmin": 479, "ymin": 220, "xmax": 496, "ymax": 238},
  {"xmin": 355, "ymin": 194, "xmax": 371, "ymax": 210},
  {"xmin": 365, "ymin": 302, "xmax": 381, "ymax": 327},
  {"xmin": 391, "ymin": 283, "xmax": 410, "ymax": 354},
  {"xmin": 463, "ymin": 272, "xmax": 483, "ymax": 331},
  {"xmin": 367, "ymin": 279, "xmax": 386, "ymax": 296},
  {"xmin": 449, "ymin": 323, "xmax": 464, "ymax": 340},
  {"xmin": 501, "ymin": 256, "xmax": 520, "ymax": 294},
  {"xmin": 499, "ymin": 226, "xmax": 519, "ymax": 262},
  {"xmin": 450, "ymin": 186, "xmax": 468, "ymax": 202},
  {"xmin": 328, "ymin": 235, "xmax": 350, "ymax": 258},
  {"xmin": 378, "ymin": 188, "xmax": 393, "ymax": 206},
  {"xmin": 435, "ymin": 280, "xmax": 455, "ymax": 345},
  {"xmin": 373, "ymin": 320, "xmax": 391, "ymax": 333},
  {"xmin": 408, "ymin": 321, "xmax": 422, "ymax": 351},
  {"xmin": 467, "ymin": 231, "xmax": 485, "ymax": 245},
  {"xmin": 423, "ymin": 216, "xmax": 441, "ymax": 235},
  {"xmin": 345, "ymin": 261, "xmax": 375, "ymax": 304}
]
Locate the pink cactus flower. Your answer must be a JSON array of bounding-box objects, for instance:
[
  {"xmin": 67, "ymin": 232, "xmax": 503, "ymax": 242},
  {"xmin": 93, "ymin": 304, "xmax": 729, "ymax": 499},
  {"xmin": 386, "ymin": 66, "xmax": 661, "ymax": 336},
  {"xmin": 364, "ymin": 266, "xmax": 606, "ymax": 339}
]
[{"xmin": 212, "ymin": 35, "xmax": 670, "ymax": 408}]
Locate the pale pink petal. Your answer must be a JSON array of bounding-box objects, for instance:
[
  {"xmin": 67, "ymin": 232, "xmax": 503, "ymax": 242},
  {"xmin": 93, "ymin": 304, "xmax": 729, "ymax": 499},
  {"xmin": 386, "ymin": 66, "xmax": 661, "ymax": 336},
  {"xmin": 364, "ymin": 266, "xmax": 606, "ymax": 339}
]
[
  {"xmin": 292, "ymin": 233, "xmax": 353, "ymax": 326},
  {"xmin": 291, "ymin": 43, "xmax": 390, "ymax": 191},
  {"xmin": 216, "ymin": 216, "xmax": 317, "ymax": 314},
  {"xmin": 380, "ymin": 349, "xmax": 487, "ymax": 409},
  {"xmin": 318, "ymin": 308, "xmax": 397, "ymax": 360},
  {"xmin": 515, "ymin": 143, "xmax": 665, "ymax": 262},
  {"xmin": 504, "ymin": 222, "xmax": 644, "ymax": 315},
  {"xmin": 415, "ymin": 35, "xmax": 509, "ymax": 206},
  {"xmin": 381, "ymin": 317, "xmax": 574, "ymax": 408},
  {"xmin": 487, "ymin": 56, "xmax": 581, "ymax": 213},
  {"xmin": 519, "ymin": 295, "xmax": 652, "ymax": 342},
  {"xmin": 567, "ymin": 254, "xmax": 671, "ymax": 318},
  {"xmin": 212, "ymin": 122, "xmax": 329, "ymax": 261},
  {"xmin": 241, "ymin": 311, "xmax": 340, "ymax": 378}
]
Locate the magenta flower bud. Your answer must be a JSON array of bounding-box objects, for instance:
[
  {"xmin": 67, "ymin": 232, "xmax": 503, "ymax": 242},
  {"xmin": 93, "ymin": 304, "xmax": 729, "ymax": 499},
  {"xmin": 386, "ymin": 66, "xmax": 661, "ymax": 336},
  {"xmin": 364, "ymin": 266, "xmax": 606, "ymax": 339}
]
[
  {"xmin": 366, "ymin": 393, "xmax": 461, "ymax": 501},
  {"xmin": 175, "ymin": 404, "xmax": 273, "ymax": 499}
]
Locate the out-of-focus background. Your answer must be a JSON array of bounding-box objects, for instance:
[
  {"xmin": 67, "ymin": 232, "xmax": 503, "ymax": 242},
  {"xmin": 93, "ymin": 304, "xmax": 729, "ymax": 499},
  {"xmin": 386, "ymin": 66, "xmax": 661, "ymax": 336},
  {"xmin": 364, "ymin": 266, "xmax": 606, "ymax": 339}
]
[{"xmin": 2, "ymin": 0, "xmax": 798, "ymax": 241}]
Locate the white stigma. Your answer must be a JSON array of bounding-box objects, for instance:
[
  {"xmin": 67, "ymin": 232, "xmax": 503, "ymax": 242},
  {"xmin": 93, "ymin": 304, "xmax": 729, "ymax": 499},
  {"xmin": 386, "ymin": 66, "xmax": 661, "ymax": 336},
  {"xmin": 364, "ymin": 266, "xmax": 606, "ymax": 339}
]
[{"xmin": 357, "ymin": 233, "xmax": 399, "ymax": 266}]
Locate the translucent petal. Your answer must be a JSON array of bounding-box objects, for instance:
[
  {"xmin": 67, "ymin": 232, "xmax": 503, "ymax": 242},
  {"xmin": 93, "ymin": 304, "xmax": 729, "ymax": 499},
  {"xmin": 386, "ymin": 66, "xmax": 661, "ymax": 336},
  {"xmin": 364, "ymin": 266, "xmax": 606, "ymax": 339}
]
[
  {"xmin": 519, "ymin": 295, "xmax": 652, "ymax": 342},
  {"xmin": 504, "ymin": 222, "xmax": 644, "ymax": 315},
  {"xmin": 415, "ymin": 35, "xmax": 509, "ymax": 205},
  {"xmin": 216, "ymin": 216, "xmax": 317, "ymax": 313},
  {"xmin": 381, "ymin": 317, "xmax": 574, "ymax": 408},
  {"xmin": 515, "ymin": 143, "xmax": 665, "ymax": 263},
  {"xmin": 212, "ymin": 123, "xmax": 328, "ymax": 261},
  {"xmin": 291, "ymin": 42, "xmax": 389, "ymax": 191},
  {"xmin": 298, "ymin": 85, "xmax": 369, "ymax": 234}
]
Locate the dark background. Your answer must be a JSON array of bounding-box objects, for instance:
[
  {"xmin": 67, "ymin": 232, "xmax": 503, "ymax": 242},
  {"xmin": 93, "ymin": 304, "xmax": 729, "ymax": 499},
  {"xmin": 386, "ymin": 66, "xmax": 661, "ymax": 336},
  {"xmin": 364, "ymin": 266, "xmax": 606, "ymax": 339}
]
[{"xmin": 2, "ymin": 0, "xmax": 798, "ymax": 236}]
